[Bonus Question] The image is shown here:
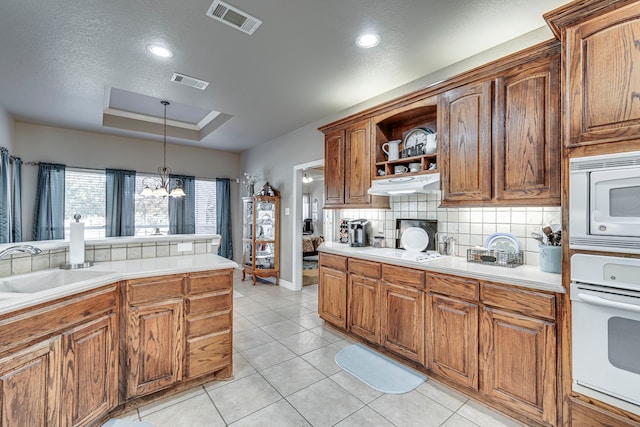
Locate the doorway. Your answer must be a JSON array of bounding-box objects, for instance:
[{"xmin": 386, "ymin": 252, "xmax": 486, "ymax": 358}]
[{"xmin": 292, "ymin": 160, "xmax": 324, "ymax": 290}]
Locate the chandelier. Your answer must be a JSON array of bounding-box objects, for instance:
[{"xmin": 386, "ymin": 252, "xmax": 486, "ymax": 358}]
[{"xmin": 141, "ymin": 100, "xmax": 185, "ymax": 198}]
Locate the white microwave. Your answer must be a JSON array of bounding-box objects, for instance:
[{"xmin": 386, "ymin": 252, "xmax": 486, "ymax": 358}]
[{"xmin": 570, "ymin": 151, "xmax": 640, "ymax": 254}]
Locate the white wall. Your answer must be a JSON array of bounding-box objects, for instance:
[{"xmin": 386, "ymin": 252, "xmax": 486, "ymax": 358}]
[
  {"xmin": 14, "ymin": 123, "xmax": 242, "ymax": 260},
  {"xmin": 241, "ymin": 27, "xmax": 555, "ymax": 283},
  {"xmin": 0, "ymin": 105, "xmax": 15, "ymax": 152}
]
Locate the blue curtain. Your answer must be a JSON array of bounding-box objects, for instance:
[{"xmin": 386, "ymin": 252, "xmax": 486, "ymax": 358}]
[
  {"xmin": 105, "ymin": 168, "xmax": 136, "ymax": 237},
  {"xmin": 0, "ymin": 148, "xmax": 10, "ymax": 243},
  {"xmin": 169, "ymin": 174, "xmax": 195, "ymax": 234},
  {"xmin": 216, "ymin": 178, "xmax": 232, "ymax": 259},
  {"xmin": 12, "ymin": 156, "xmax": 22, "ymax": 242},
  {"xmin": 33, "ymin": 163, "xmax": 66, "ymax": 241}
]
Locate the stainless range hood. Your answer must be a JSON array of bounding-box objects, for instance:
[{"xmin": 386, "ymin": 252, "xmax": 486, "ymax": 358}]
[{"xmin": 367, "ymin": 173, "xmax": 441, "ymax": 196}]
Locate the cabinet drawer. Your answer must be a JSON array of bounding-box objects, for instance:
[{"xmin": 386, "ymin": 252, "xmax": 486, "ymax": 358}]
[
  {"xmin": 481, "ymin": 282, "xmax": 556, "ymax": 320},
  {"xmin": 127, "ymin": 275, "xmax": 184, "ymax": 304},
  {"xmin": 187, "ymin": 311, "xmax": 232, "ymax": 338},
  {"xmin": 381, "ymin": 264, "xmax": 424, "ymax": 289},
  {"xmin": 186, "ymin": 291, "xmax": 232, "ymax": 315},
  {"xmin": 427, "ymin": 273, "xmax": 479, "ymax": 301},
  {"xmin": 320, "ymin": 253, "xmax": 347, "ymax": 271},
  {"xmin": 187, "ymin": 270, "xmax": 232, "ymax": 294},
  {"xmin": 348, "ymin": 258, "xmax": 381, "ymax": 278},
  {"xmin": 186, "ymin": 331, "xmax": 232, "ymax": 379}
]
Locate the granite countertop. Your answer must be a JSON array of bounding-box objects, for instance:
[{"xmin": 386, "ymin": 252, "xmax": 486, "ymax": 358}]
[
  {"xmin": 319, "ymin": 242, "xmax": 564, "ymax": 293},
  {"xmin": 0, "ymin": 253, "xmax": 238, "ymax": 316}
]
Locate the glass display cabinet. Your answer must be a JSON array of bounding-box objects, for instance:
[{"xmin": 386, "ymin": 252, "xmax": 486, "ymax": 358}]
[{"xmin": 242, "ymin": 195, "xmax": 280, "ymax": 285}]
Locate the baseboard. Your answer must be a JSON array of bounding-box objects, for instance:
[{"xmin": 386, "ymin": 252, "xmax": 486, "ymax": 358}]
[{"xmin": 279, "ymin": 278, "xmax": 297, "ymax": 291}]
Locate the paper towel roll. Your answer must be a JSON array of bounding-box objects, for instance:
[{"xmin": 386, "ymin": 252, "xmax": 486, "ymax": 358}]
[{"xmin": 69, "ymin": 221, "xmax": 85, "ymax": 264}]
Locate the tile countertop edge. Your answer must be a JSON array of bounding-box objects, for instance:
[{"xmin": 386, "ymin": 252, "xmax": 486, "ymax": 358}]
[
  {"xmin": 318, "ymin": 243, "xmax": 565, "ymax": 294},
  {"xmin": 0, "ymin": 253, "xmax": 239, "ymax": 316}
]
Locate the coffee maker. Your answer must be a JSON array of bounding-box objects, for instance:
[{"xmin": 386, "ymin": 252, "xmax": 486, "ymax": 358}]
[{"xmin": 348, "ymin": 219, "xmax": 372, "ymax": 247}]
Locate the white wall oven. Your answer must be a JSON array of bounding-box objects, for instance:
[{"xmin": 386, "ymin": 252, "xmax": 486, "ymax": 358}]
[
  {"xmin": 571, "ymin": 254, "xmax": 640, "ymax": 415},
  {"xmin": 570, "ymin": 151, "xmax": 640, "ymax": 254}
]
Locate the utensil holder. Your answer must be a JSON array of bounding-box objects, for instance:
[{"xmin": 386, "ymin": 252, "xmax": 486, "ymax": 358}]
[{"xmin": 539, "ymin": 245, "xmax": 562, "ymax": 274}]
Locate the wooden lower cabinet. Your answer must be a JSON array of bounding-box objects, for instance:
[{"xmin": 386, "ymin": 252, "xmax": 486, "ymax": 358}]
[
  {"xmin": 428, "ymin": 293, "xmax": 479, "ymax": 390},
  {"xmin": 380, "ymin": 282, "xmax": 425, "ymax": 364},
  {"xmin": 569, "ymin": 397, "xmax": 640, "ymax": 427},
  {"xmin": 0, "ymin": 338, "xmax": 61, "ymax": 427},
  {"xmin": 124, "ymin": 299, "xmax": 184, "ymax": 399},
  {"xmin": 61, "ymin": 314, "xmax": 118, "ymax": 427},
  {"xmin": 348, "ymin": 274, "xmax": 380, "ymax": 343},
  {"xmin": 319, "ymin": 266, "xmax": 347, "ymax": 328},
  {"xmin": 480, "ymin": 307, "xmax": 556, "ymax": 425}
]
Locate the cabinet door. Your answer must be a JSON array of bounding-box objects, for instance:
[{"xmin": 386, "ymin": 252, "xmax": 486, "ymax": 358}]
[
  {"xmin": 345, "ymin": 120, "xmax": 372, "ymax": 205},
  {"xmin": 494, "ymin": 54, "xmax": 560, "ymax": 205},
  {"xmin": 125, "ymin": 299, "xmax": 183, "ymax": 399},
  {"xmin": 439, "ymin": 81, "xmax": 493, "ymax": 204},
  {"xmin": 348, "ymin": 274, "xmax": 380, "ymax": 343},
  {"xmin": 61, "ymin": 314, "xmax": 117, "ymax": 427},
  {"xmin": 0, "ymin": 338, "xmax": 61, "ymax": 427},
  {"xmin": 324, "ymin": 130, "xmax": 345, "ymax": 205},
  {"xmin": 480, "ymin": 308, "xmax": 556, "ymax": 425},
  {"xmin": 381, "ymin": 282, "xmax": 425, "ymax": 364},
  {"xmin": 428, "ymin": 294, "xmax": 478, "ymax": 390},
  {"xmin": 318, "ymin": 266, "xmax": 347, "ymax": 328},
  {"xmin": 566, "ymin": 3, "xmax": 640, "ymax": 147}
]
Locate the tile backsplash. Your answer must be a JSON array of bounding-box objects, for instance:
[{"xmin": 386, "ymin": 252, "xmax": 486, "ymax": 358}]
[
  {"xmin": 0, "ymin": 238, "xmax": 219, "ymax": 278},
  {"xmin": 328, "ymin": 193, "xmax": 561, "ymax": 266}
]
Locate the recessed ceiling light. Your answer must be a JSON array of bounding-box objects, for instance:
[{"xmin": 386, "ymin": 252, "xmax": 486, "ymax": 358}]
[
  {"xmin": 146, "ymin": 44, "xmax": 173, "ymax": 58},
  {"xmin": 356, "ymin": 33, "xmax": 379, "ymax": 48}
]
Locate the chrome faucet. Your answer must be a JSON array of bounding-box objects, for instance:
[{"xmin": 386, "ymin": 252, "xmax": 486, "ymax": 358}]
[{"xmin": 0, "ymin": 244, "xmax": 43, "ymax": 260}]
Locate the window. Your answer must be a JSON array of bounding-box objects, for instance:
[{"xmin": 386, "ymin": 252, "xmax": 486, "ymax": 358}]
[
  {"xmin": 195, "ymin": 179, "xmax": 217, "ymax": 234},
  {"xmin": 134, "ymin": 173, "xmax": 169, "ymax": 236},
  {"xmin": 64, "ymin": 169, "xmax": 106, "ymax": 239},
  {"xmin": 64, "ymin": 168, "xmax": 217, "ymax": 238}
]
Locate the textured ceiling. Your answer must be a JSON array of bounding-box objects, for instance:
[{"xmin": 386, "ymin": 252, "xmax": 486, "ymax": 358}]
[{"xmin": 0, "ymin": 0, "xmax": 569, "ymax": 152}]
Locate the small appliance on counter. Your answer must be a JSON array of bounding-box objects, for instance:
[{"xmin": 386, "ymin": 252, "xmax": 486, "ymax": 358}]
[
  {"xmin": 338, "ymin": 219, "xmax": 351, "ymax": 244},
  {"xmin": 349, "ymin": 219, "xmax": 372, "ymax": 247},
  {"xmin": 395, "ymin": 219, "xmax": 437, "ymax": 252}
]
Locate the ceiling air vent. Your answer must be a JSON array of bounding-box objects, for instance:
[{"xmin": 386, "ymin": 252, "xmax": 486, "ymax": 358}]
[
  {"xmin": 206, "ymin": 0, "xmax": 262, "ymax": 35},
  {"xmin": 171, "ymin": 73, "xmax": 210, "ymax": 90}
]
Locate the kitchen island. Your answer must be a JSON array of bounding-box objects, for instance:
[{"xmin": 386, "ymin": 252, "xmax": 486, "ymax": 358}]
[
  {"xmin": 318, "ymin": 242, "xmax": 563, "ymax": 427},
  {"xmin": 0, "ymin": 253, "xmax": 237, "ymax": 427}
]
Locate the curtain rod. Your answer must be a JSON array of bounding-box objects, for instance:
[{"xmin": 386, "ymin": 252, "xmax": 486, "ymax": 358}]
[{"xmin": 22, "ymin": 161, "xmax": 236, "ymax": 182}]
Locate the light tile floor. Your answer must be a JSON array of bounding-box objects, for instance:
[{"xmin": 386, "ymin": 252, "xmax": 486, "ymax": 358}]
[{"xmin": 114, "ymin": 271, "xmax": 524, "ymax": 427}]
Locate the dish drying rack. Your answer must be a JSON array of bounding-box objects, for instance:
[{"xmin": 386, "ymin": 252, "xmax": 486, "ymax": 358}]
[{"xmin": 467, "ymin": 248, "xmax": 524, "ymax": 268}]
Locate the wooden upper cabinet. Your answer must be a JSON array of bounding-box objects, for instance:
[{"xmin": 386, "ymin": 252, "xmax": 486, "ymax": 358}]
[
  {"xmin": 564, "ymin": 2, "xmax": 640, "ymax": 147},
  {"xmin": 439, "ymin": 80, "xmax": 493, "ymax": 204},
  {"xmin": 345, "ymin": 120, "xmax": 372, "ymax": 205},
  {"xmin": 494, "ymin": 54, "xmax": 561, "ymax": 205},
  {"xmin": 324, "ymin": 130, "xmax": 345, "ymax": 206}
]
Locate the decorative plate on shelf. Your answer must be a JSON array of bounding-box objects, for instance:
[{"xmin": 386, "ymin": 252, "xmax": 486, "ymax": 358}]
[
  {"xmin": 401, "ymin": 227, "xmax": 430, "ymax": 252},
  {"xmin": 485, "ymin": 233, "xmax": 520, "ymax": 253}
]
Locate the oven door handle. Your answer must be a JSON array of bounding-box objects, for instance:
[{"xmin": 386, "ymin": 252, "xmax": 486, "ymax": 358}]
[{"xmin": 575, "ymin": 293, "xmax": 640, "ymax": 314}]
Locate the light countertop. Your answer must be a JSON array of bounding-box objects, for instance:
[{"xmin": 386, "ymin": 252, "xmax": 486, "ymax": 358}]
[
  {"xmin": 319, "ymin": 242, "xmax": 564, "ymax": 294},
  {"xmin": 0, "ymin": 253, "xmax": 238, "ymax": 316}
]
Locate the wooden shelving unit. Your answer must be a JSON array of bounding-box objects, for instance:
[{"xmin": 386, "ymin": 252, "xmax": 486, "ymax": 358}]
[{"xmin": 242, "ymin": 195, "xmax": 280, "ymax": 285}]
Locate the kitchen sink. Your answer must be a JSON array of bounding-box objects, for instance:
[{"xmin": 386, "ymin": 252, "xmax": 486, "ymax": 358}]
[{"xmin": 0, "ymin": 269, "xmax": 116, "ymax": 294}]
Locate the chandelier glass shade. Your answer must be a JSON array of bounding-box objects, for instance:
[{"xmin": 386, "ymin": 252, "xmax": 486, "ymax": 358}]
[
  {"xmin": 302, "ymin": 173, "xmax": 313, "ymax": 183},
  {"xmin": 141, "ymin": 100, "xmax": 185, "ymax": 198}
]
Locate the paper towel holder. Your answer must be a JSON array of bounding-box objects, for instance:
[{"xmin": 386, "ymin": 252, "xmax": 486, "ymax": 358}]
[{"xmin": 60, "ymin": 214, "xmax": 94, "ymax": 270}]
